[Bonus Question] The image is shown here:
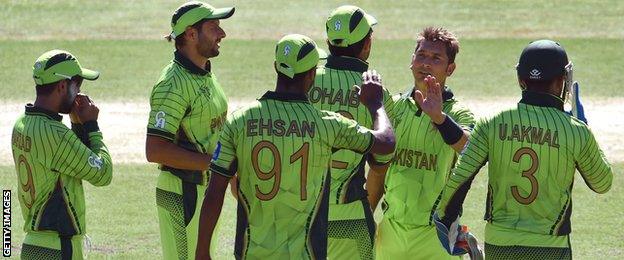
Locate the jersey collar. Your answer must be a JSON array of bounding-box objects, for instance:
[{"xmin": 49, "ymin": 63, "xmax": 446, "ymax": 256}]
[
  {"xmin": 519, "ymin": 91, "xmax": 564, "ymax": 111},
  {"xmin": 173, "ymin": 51, "xmax": 212, "ymax": 76},
  {"xmin": 259, "ymin": 91, "xmax": 310, "ymax": 103},
  {"xmin": 25, "ymin": 104, "xmax": 62, "ymax": 121},
  {"xmin": 325, "ymin": 55, "xmax": 369, "ymax": 73}
]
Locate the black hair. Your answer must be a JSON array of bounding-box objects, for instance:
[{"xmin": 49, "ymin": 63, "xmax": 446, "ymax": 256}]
[{"xmin": 328, "ymin": 29, "xmax": 372, "ymax": 58}]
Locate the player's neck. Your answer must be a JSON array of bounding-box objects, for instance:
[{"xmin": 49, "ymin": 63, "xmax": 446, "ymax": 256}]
[
  {"xmin": 33, "ymin": 97, "xmax": 60, "ymax": 114},
  {"xmin": 274, "ymin": 82, "xmax": 307, "ymax": 96},
  {"xmin": 178, "ymin": 47, "xmax": 209, "ymax": 71}
]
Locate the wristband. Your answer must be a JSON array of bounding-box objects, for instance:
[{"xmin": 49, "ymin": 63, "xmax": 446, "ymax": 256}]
[
  {"xmin": 83, "ymin": 120, "xmax": 100, "ymax": 133},
  {"xmin": 434, "ymin": 115, "xmax": 463, "ymax": 145}
]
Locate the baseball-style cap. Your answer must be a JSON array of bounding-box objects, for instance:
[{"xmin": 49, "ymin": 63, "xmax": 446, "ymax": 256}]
[
  {"xmin": 33, "ymin": 50, "xmax": 99, "ymax": 85},
  {"xmin": 275, "ymin": 34, "xmax": 327, "ymax": 78},
  {"xmin": 517, "ymin": 39, "xmax": 569, "ymax": 81},
  {"xmin": 170, "ymin": 1, "xmax": 235, "ymax": 39},
  {"xmin": 326, "ymin": 5, "xmax": 377, "ymax": 47}
]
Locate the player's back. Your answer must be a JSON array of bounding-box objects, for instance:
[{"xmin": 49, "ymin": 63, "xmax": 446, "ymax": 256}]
[
  {"xmin": 482, "ymin": 97, "xmax": 611, "ymax": 237},
  {"xmin": 309, "ymin": 56, "xmax": 389, "ymax": 204},
  {"xmin": 223, "ymin": 91, "xmax": 373, "ymax": 259}
]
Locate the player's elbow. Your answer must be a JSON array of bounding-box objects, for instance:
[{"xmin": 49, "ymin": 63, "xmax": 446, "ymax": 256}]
[{"xmin": 370, "ymin": 134, "xmax": 396, "ymax": 155}]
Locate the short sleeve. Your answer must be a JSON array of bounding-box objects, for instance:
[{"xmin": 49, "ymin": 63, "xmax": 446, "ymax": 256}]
[{"xmin": 146, "ymin": 81, "xmax": 190, "ymax": 141}]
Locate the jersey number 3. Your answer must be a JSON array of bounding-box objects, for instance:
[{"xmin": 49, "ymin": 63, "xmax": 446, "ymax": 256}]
[
  {"xmin": 251, "ymin": 141, "xmax": 309, "ymax": 201},
  {"xmin": 511, "ymin": 147, "xmax": 539, "ymax": 205}
]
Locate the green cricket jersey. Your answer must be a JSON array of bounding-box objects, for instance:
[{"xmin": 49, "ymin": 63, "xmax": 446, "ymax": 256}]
[
  {"xmin": 382, "ymin": 88, "xmax": 474, "ymax": 227},
  {"xmin": 147, "ymin": 51, "xmax": 228, "ymax": 184},
  {"xmin": 309, "ymin": 55, "xmax": 393, "ymax": 205},
  {"xmin": 437, "ymin": 91, "xmax": 613, "ymax": 247},
  {"xmin": 210, "ymin": 91, "xmax": 374, "ymax": 260},
  {"xmin": 11, "ymin": 105, "xmax": 113, "ymax": 236}
]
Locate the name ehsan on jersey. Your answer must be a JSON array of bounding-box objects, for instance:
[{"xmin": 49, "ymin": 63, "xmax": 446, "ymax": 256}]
[
  {"xmin": 499, "ymin": 123, "xmax": 560, "ymax": 148},
  {"xmin": 392, "ymin": 148, "xmax": 438, "ymax": 171},
  {"xmin": 246, "ymin": 119, "xmax": 316, "ymax": 138},
  {"xmin": 12, "ymin": 130, "xmax": 31, "ymax": 152},
  {"xmin": 309, "ymin": 86, "xmax": 360, "ymax": 108}
]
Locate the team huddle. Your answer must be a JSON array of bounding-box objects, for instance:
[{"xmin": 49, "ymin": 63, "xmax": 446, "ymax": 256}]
[{"xmin": 10, "ymin": 1, "xmax": 614, "ymax": 260}]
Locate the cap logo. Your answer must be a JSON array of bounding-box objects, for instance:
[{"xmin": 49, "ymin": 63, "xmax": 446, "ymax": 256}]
[
  {"xmin": 284, "ymin": 45, "xmax": 291, "ymax": 56},
  {"xmin": 334, "ymin": 20, "xmax": 342, "ymax": 31},
  {"xmin": 529, "ymin": 69, "xmax": 541, "ymax": 80},
  {"xmin": 34, "ymin": 62, "xmax": 43, "ymax": 70}
]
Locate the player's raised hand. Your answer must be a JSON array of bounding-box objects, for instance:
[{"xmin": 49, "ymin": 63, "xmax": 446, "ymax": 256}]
[
  {"xmin": 74, "ymin": 94, "xmax": 100, "ymax": 122},
  {"xmin": 414, "ymin": 75, "xmax": 445, "ymax": 124},
  {"xmin": 358, "ymin": 70, "xmax": 384, "ymax": 109}
]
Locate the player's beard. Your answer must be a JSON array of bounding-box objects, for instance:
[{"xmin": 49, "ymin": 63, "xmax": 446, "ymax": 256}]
[
  {"xmin": 197, "ymin": 32, "xmax": 219, "ymax": 59},
  {"xmin": 59, "ymin": 83, "xmax": 77, "ymax": 114}
]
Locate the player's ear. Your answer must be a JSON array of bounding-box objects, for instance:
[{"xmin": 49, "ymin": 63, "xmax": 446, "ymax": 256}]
[
  {"xmin": 518, "ymin": 79, "xmax": 527, "ymax": 91},
  {"xmin": 446, "ymin": 62, "xmax": 456, "ymax": 76},
  {"xmin": 56, "ymin": 80, "xmax": 68, "ymax": 95}
]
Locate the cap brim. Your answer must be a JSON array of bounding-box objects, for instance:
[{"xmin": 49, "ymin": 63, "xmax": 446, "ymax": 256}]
[
  {"xmin": 366, "ymin": 14, "xmax": 378, "ymax": 26},
  {"xmin": 207, "ymin": 7, "xmax": 235, "ymax": 20},
  {"xmin": 80, "ymin": 68, "xmax": 100, "ymax": 81}
]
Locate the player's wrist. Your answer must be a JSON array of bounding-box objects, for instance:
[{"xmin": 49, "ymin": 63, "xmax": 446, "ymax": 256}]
[
  {"xmin": 430, "ymin": 112, "xmax": 446, "ymax": 125},
  {"xmin": 434, "ymin": 115, "xmax": 463, "ymax": 145}
]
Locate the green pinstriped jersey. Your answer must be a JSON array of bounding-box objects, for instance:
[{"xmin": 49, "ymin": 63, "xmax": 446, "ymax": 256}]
[
  {"xmin": 146, "ymin": 51, "xmax": 228, "ymax": 174},
  {"xmin": 11, "ymin": 105, "xmax": 113, "ymax": 236},
  {"xmin": 210, "ymin": 91, "xmax": 374, "ymax": 260},
  {"xmin": 309, "ymin": 55, "xmax": 393, "ymax": 205},
  {"xmin": 437, "ymin": 91, "xmax": 613, "ymax": 247},
  {"xmin": 381, "ymin": 88, "xmax": 474, "ymax": 226}
]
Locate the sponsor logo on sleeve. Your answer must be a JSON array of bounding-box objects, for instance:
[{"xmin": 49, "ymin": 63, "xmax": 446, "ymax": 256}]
[
  {"xmin": 155, "ymin": 111, "xmax": 166, "ymax": 129},
  {"xmin": 88, "ymin": 155, "xmax": 103, "ymax": 170}
]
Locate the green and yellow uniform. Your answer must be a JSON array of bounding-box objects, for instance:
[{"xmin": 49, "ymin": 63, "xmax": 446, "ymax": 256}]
[
  {"xmin": 147, "ymin": 51, "xmax": 228, "ymax": 259},
  {"xmin": 211, "ymin": 91, "xmax": 375, "ymax": 259},
  {"xmin": 310, "ymin": 55, "xmax": 392, "ymax": 260},
  {"xmin": 12, "ymin": 106, "xmax": 113, "ymax": 260},
  {"xmin": 437, "ymin": 92, "xmax": 613, "ymax": 259},
  {"xmin": 377, "ymin": 88, "xmax": 474, "ymax": 260},
  {"xmin": 12, "ymin": 50, "xmax": 111, "ymax": 260}
]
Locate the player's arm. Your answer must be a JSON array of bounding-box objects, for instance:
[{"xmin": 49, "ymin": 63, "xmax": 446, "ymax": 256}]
[
  {"xmin": 52, "ymin": 96, "xmax": 113, "ymax": 186},
  {"xmin": 435, "ymin": 118, "xmax": 490, "ymax": 224},
  {"xmin": 145, "ymin": 81, "xmax": 212, "ymax": 171},
  {"xmin": 576, "ymin": 129, "xmax": 613, "ymax": 193},
  {"xmin": 196, "ymin": 173, "xmax": 230, "ymax": 260},
  {"xmin": 359, "ymin": 70, "xmax": 396, "ymax": 155},
  {"xmin": 415, "ymin": 75, "xmax": 471, "ymax": 153},
  {"xmin": 366, "ymin": 159, "xmax": 390, "ymax": 211},
  {"xmin": 196, "ymin": 118, "xmax": 239, "ymax": 260}
]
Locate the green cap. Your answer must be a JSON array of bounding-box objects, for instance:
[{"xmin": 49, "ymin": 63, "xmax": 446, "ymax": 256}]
[
  {"xmin": 170, "ymin": 1, "xmax": 235, "ymax": 39},
  {"xmin": 32, "ymin": 50, "xmax": 99, "ymax": 85},
  {"xmin": 275, "ymin": 34, "xmax": 327, "ymax": 78},
  {"xmin": 326, "ymin": 5, "xmax": 377, "ymax": 47}
]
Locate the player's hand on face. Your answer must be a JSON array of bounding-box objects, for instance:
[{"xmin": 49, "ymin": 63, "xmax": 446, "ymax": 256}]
[
  {"xmin": 414, "ymin": 75, "xmax": 445, "ymax": 124},
  {"xmin": 358, "ymin": 70, "xmax": 384, "ymax": 109},
  {"xmin": 75, "ymin": 94, "xmax": 100, "ymax": 122},
  {"xmin": 69, "ymin": 93, "xmax": 90, "ymax": 124}
]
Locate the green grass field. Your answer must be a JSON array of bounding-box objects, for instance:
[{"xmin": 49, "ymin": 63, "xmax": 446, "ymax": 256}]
[{"xmin": 1, "ymin": 0, "xmax": 623, "ymax": 259}]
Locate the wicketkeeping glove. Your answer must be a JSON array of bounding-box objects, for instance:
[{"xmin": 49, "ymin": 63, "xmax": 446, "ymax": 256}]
[
  {"xmin": 566, "ymin": 81, "xmax": 587, "ymax": 124},
  {"xmin": 433, "ymin": 212, "xmax": 484, "ymax": 260}
]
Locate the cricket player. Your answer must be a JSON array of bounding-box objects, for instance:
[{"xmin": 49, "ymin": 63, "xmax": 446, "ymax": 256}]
[
  {"xmin": 434, "ymin": 40, "xmax": 613, "ymax": 259},
  {"xmin": 367, "ymin": 27, "xmax": 476, "ymax": 259},
  {"xmin": 144, "ymin": 2, "xmax": 234, "ymax": 259},
  {"xmin": 12, "ymin": 50, "xmax": 113, "ymax": 259},
  {"xmin": 195, "ymin": 34, "xmax": 396, "ymax": 260},
  {"xmin": 308, "ymin": 5, "xmax": 391, "ymax": 259}
]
